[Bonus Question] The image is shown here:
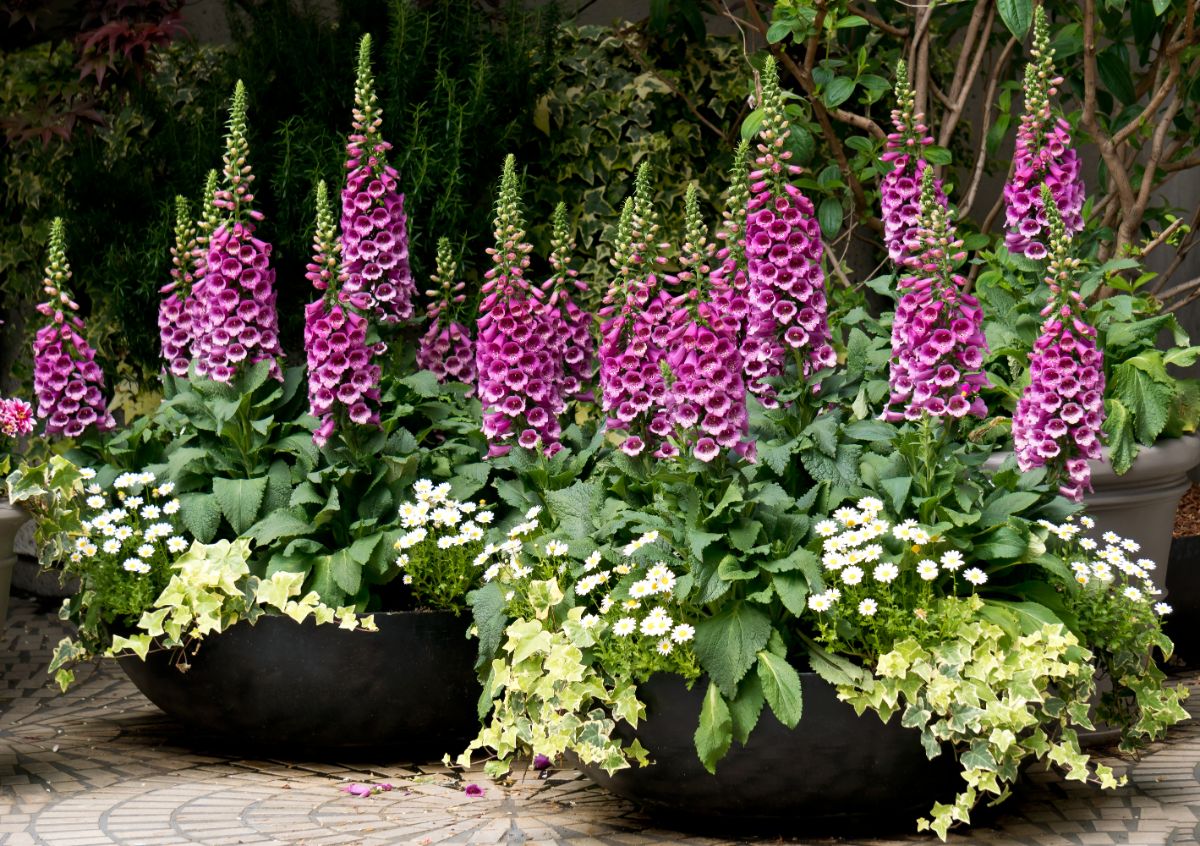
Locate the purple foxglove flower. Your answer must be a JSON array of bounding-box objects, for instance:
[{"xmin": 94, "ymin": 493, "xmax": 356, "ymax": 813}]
[
  {"xmin": 881, "ymin": 60, "xmax": 947, "ymax": 267},
  {"xmin": 417, "ymin": 237, "xmax": 476, "ymax": 389},
  {"xmin": 340, "ymin": 35, "xmax": 416, "ymax": 325},
  {"xmin": 463, "ymin": 784, "xmax": 485, "ymax": 797},
  {"xmin": 709, "ymin": 140, "xmax": 753, "ymax": 350},
  {"xmin": 304, "ymin": 180, "xmax": 381, "ymax": 447},
  {"xmin": 533, "ymin": 754, "xmax": 551, "ymax": 771},
  {"xmin": 475, "ymin": 155, "xmax": 564, "ymax": 457},
  {"xmin": 181, "ymin": 170, "xmax": 221, "ymax": 370},
  {"xmin": 884, "ymin": 169, "xmax": 989, "ymax": 422},
  {"xmin": 1013, "ymin": 187, "xmax": 1104, "ymax": 501},
  {"xmin": 662, "ymin": 184, "xmax": 753, "ymax": 462},
  {"xmin": 597, "ymin": 164, "xmax": 676, "ymax": 456},
  {"xmin": 744, "ymin": 57, "xmax": 835, "ymax": 407},
  {"xmin": 32, "ymin": 219, "xmax": 115, "ymax": 438},
  {"xmin": 191, "ymin": 82, "xmax": 283, "ymax": 384},
  {"xmin": 1003, "ymin": 8, "xmax": 1085, "ymax": 259},
  {"xmin": 159, "ymin": 195, "xmax": 199, "ymax": 377},
  {"xmin": 540, "ymin": 202, "xmax": 595, "ymax": 403}
]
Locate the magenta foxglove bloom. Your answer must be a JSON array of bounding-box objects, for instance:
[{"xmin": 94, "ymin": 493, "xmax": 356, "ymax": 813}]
[
  {"xmin": 709, "ymin": 140, "xmax": 753, "ymax": 350},
  {"xmin": 1003, "ymin": 7, "xmax": 1084, "ymax": 260},
  {"xmin": 597, "ymin": 164, "xmax": 675, "ymax": 457},
  {"xmin": 1013, "ymin": 187, "xmax": 1104, "ymax": 501},
  {"xmin": 881, "ymin": 60, "xmax": 947, "ymax": 267},
  {"xmin": 304, "ymin": 181, "xmax": 381, "ymax": 447},
  {"xmin": 744, "ymin": 57, "xmax": 835, "ymax": 407},
  {"xmin": 0, "ymin": 397, "xmax": 35, "ymax": 438},
  {"xmin": 179, "ymin": 170, "xmax": 221, "ymax": 371},
  {"xmin": 340, "ymin": 35, "xmax": 416, "ymax": 325},
  {"xmin": 541, "ymin": 203, "xmax": 595, "ymax": 403},
  {"xmin": 191, "ymin": 82, "xmax": 283, "ymax": 384},
  {"xmin": 159, "ymin": 196, "xmax": 199, "ymax": 377},
  {"xmin": 662, "ymin": 185, "xmax": 752, "ymax": 462},
  {"xmin": 32, "ymin": 219, "xmax": 115, "ymax": 438},
  {"xmin": 417, "ymin": 237, "xmax": 476, "ymax": 388},
  {"xmin": 884, "ymin": 168, "xmax": 989, "ymax": 422},
  {"xmin": 475, "ymin": 155, "xmax": 564, "ymax": 457}
]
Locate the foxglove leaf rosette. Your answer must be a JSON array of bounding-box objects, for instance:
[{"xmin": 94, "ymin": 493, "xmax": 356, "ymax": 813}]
[
  {"xmin": 1012, "ymin": 188, "xmax": 1105, "ymax": 501},
  {"xmin": 340, "ymin": 34, "xmax": 416, "ymax": 325},
  {"xmin": 881, "ymin": 60, "xmax": 947, "ymax": 267},
  {"xmin": 159, "ymin": 196, "xmax": 198, "ymax": 376},
  {"xmin": 32, "ymin": 219, "xmax": 116, "ymax": 438},
  {"xmin": 884, "ymin": 168, "xmax": 989, "ymax": 422},
  {"xmin": 663, "ymin": 184, "xmax": 752, "ymax": 462},
  {"xmin": 1003, "ymin": 7, "xmax": 1085, "ymax": 260},
  {"xmin": 475, "ymin": 156, "xmax": 564, "ymax": 457},
  {"xmin": 192, "ymin": 82, "xmax": 283, "ymax": 384},
  {"xmin": 417, "ymin": 237, "xmax": 476, "ymax": 388},
  {"xmin": 303, "ymin": 180, "xmax": 381, "ymax": 446},
  {"xmin": 597, "ymin": 165, "xmax": 674, "ymax": 457},
  {"xmin": 744, "ymin": 57, "xmax": 836, "ymax": 406},
  {"xmin": 541, "ymin": 203, "xmax": 595, "ymax": 403}
]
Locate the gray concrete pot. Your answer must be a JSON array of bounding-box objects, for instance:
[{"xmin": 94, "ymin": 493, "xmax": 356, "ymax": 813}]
[
  {"xmin": 0, "ymin": 501, "xmax": 31, "ymax": 631},
  {"xmin": 990, "ymin": 435, "xmax": 1200, "ymax": 592}
]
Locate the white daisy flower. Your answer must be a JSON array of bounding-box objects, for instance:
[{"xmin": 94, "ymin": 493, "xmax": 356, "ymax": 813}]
[
  {"xmin": 1154, "ymin": 602, "xmax": 1173, "ymax": 615},
  {"xmin": 916, "ymin": 560, "xmax": 939, "ymax": 581},
  {"xmin": 437, "ymin": 536, "xmax": 455, "ymax": 550},
  {"xmin": 613, "ymin": 617, "xmax": 637, "ymax": 636},
  {"xmin": 1079, "ymin": 537, "xmax": 1098, "ymax": 550},
  {"xmin": 814, "ymin": 520, "xmax": 838, "ymax": 538},
  {"xmin": 640, "ymin": 613, "xmax": 672, "ymax": 637},
  {"xmin": 114, "ymin": 526, "xmax": 134, "ymax": 541},
  {"xmin": 841, "ymin": 566, "xmax": 864, "ymax": 586},
  {"xmin": 1122, "ymin": 586, "xmax": 1143, "ymax": 602},
  {"xmin": 122, "ymin": 558, "xmax": 150, "ymax": 574},
  {"xmin": 808, "ymin": 593, "xmax": 832, "ymax": 612},
  {"xmin": 476, "ymin": 511, "xmax": 494, "ymax": 524},
  {"xmin": 1121, "ymin": 538, "xmax": 1141, "ymax": 553},
  {"xmin": 584, "ymin": 551, "xmax": 602, "ymax": 571},
  {"xmin": 525, "ymin": 505, "xmax": 543, "ymax": 520},
  {"xmin": 857, "ymin": 598, "xmax": 878, "ymax": 617},
  {"xmin": 872, "ymin": 562, "xmax": 899, "ymax": 583},
  {"xmin": 125, "ymin": 496, "xmax": 144, "ymax": 509},
  {"xmin": 963, "ymin": 567, "xmax": 988, "ymax": 586},
  {"xmin": 940, "ymin": 550, "xmax": 964, "ymax": 571},
  {"xmin": 581, "ymin": 614, "xmax": 600, "ymax": 629},
  {"xmin": 163, "ymin": 500, "xmax": 181, "ymax": 516},
  {"xmin": 81, "ymin": 542, "xmax": 97, "ymax": 557},
  {"xmin": 102, "ymin": 539, "xmax": 121, "ymax": 554},
  {"xmin": 79, "ymin": 467, "xmax": 97, "ymax": 480},
  {"xmin": 403, "ymin": 574, "xmax": 413, "ymax": 585},
  {"xmin": 655, "ymin": 638, "xmax": 674, "ymax": 656},
  {"xmin": 1102, "ymin": 531, "xmax": 1121, "ymax": 545},
  {"xmin": 1080, "ymin": 515, "xmax": 1095, "ymax": 529},
  {"xmin": 857, "ymin": 497, "xmax": 884, "ymax": 514},
  {"xmin": 137, "ymin": 544, "xmax": 155, "ymax": 559},
  {"xmin": 671, "ymin": 623, "xmax": 695, "ymax": 643},
  {"xmin": 141, "ymin": 504, "xmax": 161, "ymax": 520},
  {"xmin": 86, "ymin": 483, "xmax": 102, "ymax": 494},
  {"xmin": 156, "ymin": 481, "xmax": 175, "ymax": 496},
  {"xmin": 85, "ymin": 495, "xmax": 105, "ymax": 509},
  {"xmin": 545, "ymin": 540, "xmax": 569, "ymax": 557}
]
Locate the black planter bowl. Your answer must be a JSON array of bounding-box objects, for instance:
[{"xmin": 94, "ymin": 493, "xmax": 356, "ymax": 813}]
[
  {"xmin": 1166, "ymin": 534, "xmax": 1200, "ymax": 665},
  {"xmin": 118, "ymin": 610, "xmax": 481, "ymax": 755},
  {"xmin": 578, "ymin": 673, "xmax": 962, "ymax": 835}
]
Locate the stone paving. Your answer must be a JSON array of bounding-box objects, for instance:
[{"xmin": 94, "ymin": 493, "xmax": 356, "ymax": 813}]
[{"xmin": 3, "ymin": 594, "xmax": 1200, "ymax": 846}]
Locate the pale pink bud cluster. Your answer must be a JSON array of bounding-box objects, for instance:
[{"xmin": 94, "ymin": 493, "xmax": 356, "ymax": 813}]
[
  {"xmin": 0, "ymin": 397, "xmax": 34, "ymax": 438},
  {"xmin": 418, "ymin": 321, "xmax": 476, "ymax": 386}
]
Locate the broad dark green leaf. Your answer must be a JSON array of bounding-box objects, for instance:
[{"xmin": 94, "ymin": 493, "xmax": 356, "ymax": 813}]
[
  {"xmin": 212, "ymin": 476, "xmax": 269, "ymax": 536},
  {"xmin": 694, "ymin": 679, "xmax": 733, "ymax": 774},
  {"xmin": 179, "ymin": 492, "xmax": 221, "ymax": 543},
  {"xmin": 757, "ymin": 651, "xmax": 803, "ymax": 728},
  {"xmin": 823, "ymin": 77, "xmax": 856, "ymax": 108},
  {"xmin": 997, "ymin": 0, "xmax": 1033, "ymax": 37},
  {"xmin": 818, "ymin": 197, "xmax": 844, "ymax": 237},
  {"xmin": 694, "ymin": 602, "xmax": 773, "ymax": 696}
]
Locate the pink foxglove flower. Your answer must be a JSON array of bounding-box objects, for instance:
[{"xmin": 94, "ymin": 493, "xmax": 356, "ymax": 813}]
[
  {"xmin": 304, "ymin": 180, "xmax": 381, "ymax": 447},
  {"xmin": 32, "ymin": 219, "xmax": 115, "ymax": 438},
  {"xmin": 192, "ymin": 82, "xmax": 283, "ymax": 384},
  {"xmin": 159, "ymin": 196, "xmax": 199, "ymax": 377},
  {"xmin": 417, "ymin": 237, "xmax": 476, "ymax": 388},
  {"xmin": 1003, "ymin": 7, "xmax": 1084, "ymax": 260},
  {"xmin": 881, "ymin": 60, "xmax": 947, "ymax": 267},
  {"xmin": 340, "ymin": 35, "xmax": 416, "ymax": 325},
  {"xmin": 663, "ymin": 184, "xmax": 751, "ymax": 462},
  {"xmin": 597, "ymin": 164, "xmax": 675, "ymax": 457},
  {"xmin": 475, "ymin": 155, "xmax": 564, "ymax": 457},
  {"xmin": 709, "ymin": 140, "xmax": 753, "ymax": 349},
  {"xmin": 744, "ymin": 57, "xmax": 835, "ymax": 407},
  {"xmin": 182, "ymin": 169, "xmax": 221, "ymax": 369},
  {"xmin": 884, "ymin": 168, "xmax": 989, "ymax": 422},
  {"xmin": 0, "ymin": 398, "xmax": 35, "ymax": 438},
  {"xmin": 1013, "ymin": 187, "xmax": 1105, "ymax": 501},
  {"xmin": 541, "ymin": 203, "xmax": 595, "ymax": 403}
]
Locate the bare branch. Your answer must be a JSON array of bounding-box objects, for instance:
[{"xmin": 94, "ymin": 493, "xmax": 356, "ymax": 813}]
[
  {"xmin": 937, "ymin": 1, "xmax": 995, "ymax": 148},
  {"xmin": 963, "ymin": 35, "xmax": 1018, "ymax": 216},
  {"xmin": 848, "ymin": 3, "xmax": 908, "ymax": 37}
]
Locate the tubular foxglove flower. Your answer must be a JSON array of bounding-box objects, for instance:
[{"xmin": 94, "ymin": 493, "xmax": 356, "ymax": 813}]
[
  {"xmin": 1013, "ymin": 187, "xmax": 1105, "ymax": 501},
  {"xmin": 541, "ymin": 203, "xmax": 595, "ymax": 403},
  {"xmin": 340, "ymin": 34, "xmax": 416, "ymax": 325},
  {"xmin": 709, "ymin": 140, "xmax": 753, "ymax": 348},
  {"xmin": 304, "ymin": 180, "xmax": 381, "ymax": 447},
  {"xmin": 1003, "ymin": 7, "xmax": 1084, "ymax": 260},
  {"xmin": 32, "ymin": 219, "xmax": 115, "ymax": 438},
  {"xmin": 192, "ymin": 82, "xmax": 283, "ymax": 384},
  {"xmin": 881, "ymin": 60, "xmax": 947, "ymax": 267},
  {"xmin": 159, "ymin": 196, "xmax": 199, "ymax": 377},
  {"xmin": 597, "ymin": 164, "xmax": 675, "ymax": 456},
  {"xmin": 664, "ymin": 184, "xmax": 752, "ymax": 462},
  {"xmin": 417, "ymin": 237, "xmax": 476, "ymax": 388},
  {"xmin": 475, "ymin": 155, "xmax": 564, "ymax": 457},
  {"xmin": 884, "ymin": 168, "xmax": 989, "ymax": 422},
  {"xmin": 183, "ymin": 169, "xmax": 221, "ymax": 367},
  {"xmin": 744, "ymin": 57, "xmax": 835, "ymax": 407}
]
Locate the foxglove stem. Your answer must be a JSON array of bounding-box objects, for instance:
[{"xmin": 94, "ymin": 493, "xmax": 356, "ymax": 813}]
[
  {"xmin": 475, "ymin": 155, "xmax": 564, "ymax": 457},
  {"xmin": 340, "ymin": 34, "xmax": 416, "ymax": 325},
  {"xmin": 32, "ymin": 219, "xmax": 115, "ymax": 438},
  {"xmin": 884, "ymin": 168, "xmax": 989, "ymax": 422},
  {"xmin": 1002, "ymin": 7, "xmax": 1085, "ymax": 260},
  {"xmin": 1012, "ymin": 186, "xmax": 1104, "ymax": 501},
  {"xmin": 744, "ymin": 57, "xmax": 835, "ymax": 406},
  {"xmin": 304, "ymin": 180, "xmax": 381, "ymax": 446},
  {"xmin": 418, "ymin": 237, "xmax": 476, "ymax": 389},
  {"xmin": 881, "ymin": 60, "xmax": 947, "ymax": 268}
]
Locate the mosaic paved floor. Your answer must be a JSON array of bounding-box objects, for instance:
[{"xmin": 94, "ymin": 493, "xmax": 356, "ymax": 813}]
[{"xmin": 3, "ymin": 594, "xmax": 1200, "ymax": 846}]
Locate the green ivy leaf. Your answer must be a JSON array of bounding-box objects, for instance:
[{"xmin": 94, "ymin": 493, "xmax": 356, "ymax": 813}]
[
  {"xmin": 212, "ymin": 476, "xmax": 268, "ymax": 536},
  {"xmin": 756, "ymin": 650, "xmax": 803, "ymax": 728},
  {"xmin": 694, "ymin": 602, "xmax": 772, "ymax": 696},
  {"xmin": 694, "ymin": 679, "xmax": 733, "ymax": 774}
]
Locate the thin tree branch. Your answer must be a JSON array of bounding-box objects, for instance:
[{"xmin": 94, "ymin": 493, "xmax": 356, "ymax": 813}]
[
  {"xmin": 937, "ymin": 1, "xmax": 995, "ymax": 148},
  {"xmin": 963, "ymin": 35, "xmax": 1018, "ymax": 216},
  {"xmin": 848, "ymin": 3, "xmax": 908, "ymax": 37}
]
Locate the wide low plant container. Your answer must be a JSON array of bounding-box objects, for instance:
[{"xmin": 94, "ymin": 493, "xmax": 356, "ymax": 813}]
[
  {"xmin": 0, "ymin": 501, "xmax": 31, "ymax": 632},
  {"xmin": 119, "ymin": 609, "xmax": 481, "ymax": 753},
  {"xmin": 1166, "ymin": 534, "xmax": 1200, "ymax": 663},
  {"xmin": 578, "ymin": 673, "xmax": 959, "ymax": 832}
]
